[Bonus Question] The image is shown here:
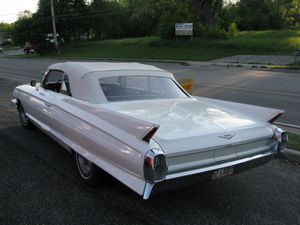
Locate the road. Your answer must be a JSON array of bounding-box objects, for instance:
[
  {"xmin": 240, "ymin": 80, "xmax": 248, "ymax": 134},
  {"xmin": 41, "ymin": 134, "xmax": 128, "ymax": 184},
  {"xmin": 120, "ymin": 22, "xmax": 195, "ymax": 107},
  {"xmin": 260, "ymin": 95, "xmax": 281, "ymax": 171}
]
[
  {"xmin": 0, "ymin": 58, "xmax": 299, "ymax": 126},
  {"xmin": 0, "ymin": 58, "xmax": 300, "ymax": 224}
]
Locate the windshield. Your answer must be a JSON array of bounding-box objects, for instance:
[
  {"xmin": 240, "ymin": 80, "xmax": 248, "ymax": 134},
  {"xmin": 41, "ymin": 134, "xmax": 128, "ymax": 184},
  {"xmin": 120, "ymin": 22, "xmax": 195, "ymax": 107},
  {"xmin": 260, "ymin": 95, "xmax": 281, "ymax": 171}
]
[{"xmin": 99, "ymin": 76, "xmax": 189, "ymax": 102}]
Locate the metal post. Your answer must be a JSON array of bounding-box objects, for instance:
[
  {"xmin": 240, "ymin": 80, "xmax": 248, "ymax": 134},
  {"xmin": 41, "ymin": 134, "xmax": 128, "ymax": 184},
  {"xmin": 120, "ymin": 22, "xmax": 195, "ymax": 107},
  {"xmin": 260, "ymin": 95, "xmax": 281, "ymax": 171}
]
[{"xmin": 50, "ymin": 0, "xmax": 59, "ymax": 53}]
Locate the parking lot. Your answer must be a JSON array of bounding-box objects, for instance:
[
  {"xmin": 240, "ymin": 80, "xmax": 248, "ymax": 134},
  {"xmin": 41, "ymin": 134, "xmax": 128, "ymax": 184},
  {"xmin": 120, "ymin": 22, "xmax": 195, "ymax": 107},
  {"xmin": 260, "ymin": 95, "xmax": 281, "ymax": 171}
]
[{"xmin": 0, "ymin": 59, "xmax": 300, "ymax": 225}]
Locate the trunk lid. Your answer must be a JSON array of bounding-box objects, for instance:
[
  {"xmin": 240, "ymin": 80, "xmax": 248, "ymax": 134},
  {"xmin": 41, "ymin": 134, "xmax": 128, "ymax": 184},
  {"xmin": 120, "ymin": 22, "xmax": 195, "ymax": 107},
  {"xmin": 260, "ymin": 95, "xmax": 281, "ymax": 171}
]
[{"xmin": 101, "ymin": 98, "xmax": 274, "ymax": 173}]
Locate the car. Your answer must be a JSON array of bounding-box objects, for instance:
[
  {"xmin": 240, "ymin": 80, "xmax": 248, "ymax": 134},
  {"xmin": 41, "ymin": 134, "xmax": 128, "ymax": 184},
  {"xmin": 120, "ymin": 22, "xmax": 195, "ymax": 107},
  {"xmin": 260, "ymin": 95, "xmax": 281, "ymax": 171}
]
[
  {"xmin": 12, "ymin": 62, "xmax": 288, "ymax": 200},
  {"xmin": 24, "ymin": 42, "xmax": 35, "ymax": 54}
]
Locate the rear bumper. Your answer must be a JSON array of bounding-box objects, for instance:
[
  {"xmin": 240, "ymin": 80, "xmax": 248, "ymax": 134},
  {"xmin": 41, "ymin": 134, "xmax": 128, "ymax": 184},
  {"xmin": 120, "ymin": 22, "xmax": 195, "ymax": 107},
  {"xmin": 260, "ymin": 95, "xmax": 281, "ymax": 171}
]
[
  {"xmin": 143, "ymin": 151, "xmax": 274, "ymax": 199},
  {"xmin": 166, "ymin": 151, "xmax": 274, "ymax": 180}
]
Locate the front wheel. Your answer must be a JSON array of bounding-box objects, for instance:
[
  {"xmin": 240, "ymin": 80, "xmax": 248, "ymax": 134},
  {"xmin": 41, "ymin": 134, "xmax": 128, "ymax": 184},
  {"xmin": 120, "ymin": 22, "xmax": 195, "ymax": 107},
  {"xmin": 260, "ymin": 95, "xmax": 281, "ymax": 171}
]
[
  {"xmin": 75, "ymin": 152, "xmax": 102, "ymax": 187},
  {"xmin": 19, "ymin": 103, "xmax": 34, "ymax": 129}
]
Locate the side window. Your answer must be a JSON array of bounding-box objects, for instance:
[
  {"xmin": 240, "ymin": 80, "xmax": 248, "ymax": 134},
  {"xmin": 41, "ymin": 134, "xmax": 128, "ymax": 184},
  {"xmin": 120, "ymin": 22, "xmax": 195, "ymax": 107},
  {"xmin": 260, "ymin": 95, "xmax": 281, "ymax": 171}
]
[
  {"xmin": 60, "ymin": 74, "xmax": 72, "ymax": 96},
  {"xmin": 43, "ymin": 70, "xmax": 64, "ymax": 93}
]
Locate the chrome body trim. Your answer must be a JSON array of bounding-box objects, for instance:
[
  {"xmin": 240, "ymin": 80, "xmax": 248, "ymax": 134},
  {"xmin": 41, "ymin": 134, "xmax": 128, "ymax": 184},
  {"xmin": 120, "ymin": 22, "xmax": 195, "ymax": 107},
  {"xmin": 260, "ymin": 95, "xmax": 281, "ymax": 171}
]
[
  {"xmin": 144, "ymin": 149, "xmax": 168, "ymax": 182},
  {"xmin": 166, "ymin": 135, "xmax": 273, "ymax": 158},
  {"xmin": 143, "ymin": 182, "xmax": 155, "ymax": 200}
]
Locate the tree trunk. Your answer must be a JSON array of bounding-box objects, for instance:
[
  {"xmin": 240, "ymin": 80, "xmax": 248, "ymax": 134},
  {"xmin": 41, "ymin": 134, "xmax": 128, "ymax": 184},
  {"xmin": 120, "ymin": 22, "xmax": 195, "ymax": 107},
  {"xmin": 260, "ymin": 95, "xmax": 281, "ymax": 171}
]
[{"xmin": 194, "ymin": 0, "xmax": 223, "ymax": 25}]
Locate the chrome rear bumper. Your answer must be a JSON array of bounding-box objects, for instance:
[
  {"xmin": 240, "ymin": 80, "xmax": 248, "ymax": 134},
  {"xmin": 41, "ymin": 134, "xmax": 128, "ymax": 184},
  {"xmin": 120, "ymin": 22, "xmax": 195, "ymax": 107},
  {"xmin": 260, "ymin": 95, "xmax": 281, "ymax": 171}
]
[
  {"xmin": 143, "ymin": 151, "xmax": 274, "ymax": 200},
  {"xmin": 166, "ymin": 151, "xmax": 273, "ymax": 180}
]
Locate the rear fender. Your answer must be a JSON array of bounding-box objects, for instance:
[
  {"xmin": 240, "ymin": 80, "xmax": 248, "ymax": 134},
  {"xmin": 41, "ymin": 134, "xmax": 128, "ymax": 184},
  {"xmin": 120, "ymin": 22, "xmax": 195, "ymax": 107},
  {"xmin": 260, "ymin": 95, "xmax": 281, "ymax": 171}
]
[
  {"xmin": 61, "ymin": 98, "xmax": 159, "ymax": 145},
  {"xmin": 193, "ymin": 96, "xmax": 284, "ymax": 123}
]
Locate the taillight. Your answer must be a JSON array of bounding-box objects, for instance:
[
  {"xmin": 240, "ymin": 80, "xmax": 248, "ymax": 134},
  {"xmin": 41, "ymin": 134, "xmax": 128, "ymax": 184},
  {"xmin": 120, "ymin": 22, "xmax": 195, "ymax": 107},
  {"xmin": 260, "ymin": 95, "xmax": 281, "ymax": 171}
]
[
  {"xmin": 144, "ymin": 149, "xmax": 168, "ymax": 182},
  {"xmin": 274, "ymin": 128, "xmax": 288, "ymax": 151}
]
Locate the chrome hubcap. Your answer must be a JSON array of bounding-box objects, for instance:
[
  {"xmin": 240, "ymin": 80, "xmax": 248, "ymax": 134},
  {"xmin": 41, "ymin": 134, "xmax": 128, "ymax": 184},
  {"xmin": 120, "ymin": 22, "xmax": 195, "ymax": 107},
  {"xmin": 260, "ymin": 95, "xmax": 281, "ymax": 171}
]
[{"xmin": 77, "ymin": 155, "xmax": 93, "ymax": 178}]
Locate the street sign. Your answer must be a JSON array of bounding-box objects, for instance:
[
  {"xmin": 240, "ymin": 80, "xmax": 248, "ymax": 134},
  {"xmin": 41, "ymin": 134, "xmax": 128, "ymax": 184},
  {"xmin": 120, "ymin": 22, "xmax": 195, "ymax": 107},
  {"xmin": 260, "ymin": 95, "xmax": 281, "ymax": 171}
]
[
  {"xmin": 175, "ymin": 23, "xmax": 193, "ymax": 36},
  {"xmin": 45, "ymin": 33, "xmax": 59, "ymax": 43}
]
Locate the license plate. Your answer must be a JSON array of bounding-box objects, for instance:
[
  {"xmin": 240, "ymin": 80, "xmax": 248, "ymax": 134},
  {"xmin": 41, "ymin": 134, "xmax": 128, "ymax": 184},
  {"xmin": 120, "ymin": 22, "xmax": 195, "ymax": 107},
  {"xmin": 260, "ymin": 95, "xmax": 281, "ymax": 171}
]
[{"xmin": 211, "ymin": 166, "xmax": 234, "ymax": 180}]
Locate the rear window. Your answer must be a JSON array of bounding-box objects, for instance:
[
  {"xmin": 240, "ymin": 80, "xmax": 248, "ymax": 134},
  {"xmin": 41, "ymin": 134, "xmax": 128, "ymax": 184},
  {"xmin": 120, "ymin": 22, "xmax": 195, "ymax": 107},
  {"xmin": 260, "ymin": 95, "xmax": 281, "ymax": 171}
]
[{"xmin": 99, "ymin": 76, "xmax": 188, "ymax": 102}]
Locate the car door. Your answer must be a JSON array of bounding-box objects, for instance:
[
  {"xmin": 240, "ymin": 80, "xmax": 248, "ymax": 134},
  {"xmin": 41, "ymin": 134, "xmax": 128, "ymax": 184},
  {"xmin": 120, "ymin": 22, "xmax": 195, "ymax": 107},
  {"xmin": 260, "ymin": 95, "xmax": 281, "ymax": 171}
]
[
  {"xmin": 48, "ymin": 73, "xmax": 74, "ymax": 135},
  {"xmin": 31, "ymin": 70, "xmax": 64, "ymax": 132}
]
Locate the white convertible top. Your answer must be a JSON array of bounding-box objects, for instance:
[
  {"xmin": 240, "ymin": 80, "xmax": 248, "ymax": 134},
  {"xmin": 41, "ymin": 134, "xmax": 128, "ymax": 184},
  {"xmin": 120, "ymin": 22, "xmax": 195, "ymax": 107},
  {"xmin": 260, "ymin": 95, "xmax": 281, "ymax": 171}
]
[
  {"xmin": 48, "ymin": 62, "xmax": 165, "ymax": 77},
  {"xmin": 47, "ymin": 62, "xmax": 172, "ymax": 103}
]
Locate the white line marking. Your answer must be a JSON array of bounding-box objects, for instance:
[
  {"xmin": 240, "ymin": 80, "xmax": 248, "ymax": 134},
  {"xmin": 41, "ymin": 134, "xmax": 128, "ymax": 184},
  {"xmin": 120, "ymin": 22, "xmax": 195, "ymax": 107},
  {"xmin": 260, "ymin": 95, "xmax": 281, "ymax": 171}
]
[
  {"xmin": 0, "ymin": 72, "xmax": 34, "ymax": 81},
  {"xmin": 196, "ymin": 84, "xmax": 300, "ymax": 98}
]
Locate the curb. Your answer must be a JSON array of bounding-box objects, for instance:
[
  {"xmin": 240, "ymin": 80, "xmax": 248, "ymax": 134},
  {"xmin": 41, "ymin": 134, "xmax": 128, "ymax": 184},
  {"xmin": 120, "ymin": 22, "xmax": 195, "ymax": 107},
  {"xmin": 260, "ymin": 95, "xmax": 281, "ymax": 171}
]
[
  {"xmin": 5, "ymin": 55, "xmax": 190, "ymax": 66},
  {"xmin": 278, "ymin": 148, "xmax": 300, "ymax": 164},
  {"xmin": 5, "ymin": 54, "xmax": 299, "ymax": 71}
]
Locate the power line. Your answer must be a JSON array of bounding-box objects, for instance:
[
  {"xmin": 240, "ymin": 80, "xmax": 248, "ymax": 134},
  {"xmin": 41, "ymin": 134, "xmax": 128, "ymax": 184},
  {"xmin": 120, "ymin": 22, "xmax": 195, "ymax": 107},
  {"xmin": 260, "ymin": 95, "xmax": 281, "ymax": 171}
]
[
  {"xmin": 55, "ymin": 8, "xmax": 123, "ymax": 19},
  {"xmin": 0, "ymin": 12, "xmax": 23, "ymax": 17}
]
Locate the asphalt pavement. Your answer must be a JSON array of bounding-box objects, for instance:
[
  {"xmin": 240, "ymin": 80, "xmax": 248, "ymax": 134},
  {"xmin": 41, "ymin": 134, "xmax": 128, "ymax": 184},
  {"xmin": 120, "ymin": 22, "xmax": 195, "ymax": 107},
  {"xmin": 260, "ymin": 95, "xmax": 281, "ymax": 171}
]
[
  {"xmin": 0, "ymin": 58, "xmax": 300, "ymax": 224},
  {"xmin": 0, "ymin": 49, "xmax": 24, "ymax": 57}
]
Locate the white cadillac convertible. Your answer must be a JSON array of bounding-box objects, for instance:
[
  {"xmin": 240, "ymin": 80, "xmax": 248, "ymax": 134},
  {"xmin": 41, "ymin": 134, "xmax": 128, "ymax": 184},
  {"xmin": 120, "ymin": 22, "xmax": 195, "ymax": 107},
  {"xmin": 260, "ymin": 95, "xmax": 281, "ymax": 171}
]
[{"xmin": 12, "ymin": 62, "xmax": 288, "ymax": 199}]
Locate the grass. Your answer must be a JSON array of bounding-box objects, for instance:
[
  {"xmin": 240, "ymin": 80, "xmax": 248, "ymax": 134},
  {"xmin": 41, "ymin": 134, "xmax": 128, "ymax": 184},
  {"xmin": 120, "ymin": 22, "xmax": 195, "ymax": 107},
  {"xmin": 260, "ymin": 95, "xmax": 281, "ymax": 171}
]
[
  {"xmin": 271, "ymin": 65, "xmax": 300, "ymax": 70},
  {"xmin": 44, "ymin": 30, "xmax": 300, "ymax": 61},
  {"xmin": 271, "ymin": 52, "xmax": 300, "ymax": 69},
  {"xmin": 287, "ymin": 132, "xmax": 300, "ymax": 151}
]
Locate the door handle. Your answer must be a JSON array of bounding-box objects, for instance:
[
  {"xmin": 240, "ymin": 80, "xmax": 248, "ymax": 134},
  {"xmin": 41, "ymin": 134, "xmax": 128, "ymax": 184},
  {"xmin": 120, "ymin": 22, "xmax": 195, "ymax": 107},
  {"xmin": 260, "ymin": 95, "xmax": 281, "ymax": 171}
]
[{"xmin": 45, "ymin": 103, "xmax": 52, "ymax": 107}]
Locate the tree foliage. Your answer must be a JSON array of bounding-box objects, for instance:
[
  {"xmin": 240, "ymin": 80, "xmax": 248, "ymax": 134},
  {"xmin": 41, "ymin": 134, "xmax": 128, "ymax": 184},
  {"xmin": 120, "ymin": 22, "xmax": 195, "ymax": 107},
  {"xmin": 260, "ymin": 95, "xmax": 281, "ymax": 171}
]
[
  {"xmin": 10, "ymin": 0, "xmax": 300, "ymax": 45},
  {"xmin": 222, "ymin": 0, "xmax": 300, "ymax": 30}
]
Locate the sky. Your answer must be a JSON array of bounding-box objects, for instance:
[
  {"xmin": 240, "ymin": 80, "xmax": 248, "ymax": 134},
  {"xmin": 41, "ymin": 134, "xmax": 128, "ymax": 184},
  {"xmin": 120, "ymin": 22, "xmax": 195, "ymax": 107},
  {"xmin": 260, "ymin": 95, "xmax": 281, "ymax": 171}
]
[{"xmin": 0, "ymin": 0, "xmax": 38, "ymax": 23}]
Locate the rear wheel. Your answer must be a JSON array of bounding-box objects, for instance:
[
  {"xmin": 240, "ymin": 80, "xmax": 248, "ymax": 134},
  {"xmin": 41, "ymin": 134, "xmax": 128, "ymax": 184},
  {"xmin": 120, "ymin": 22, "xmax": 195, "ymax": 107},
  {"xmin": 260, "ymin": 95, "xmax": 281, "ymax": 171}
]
[
  {"xmin": 75, "ymin": 152, "xmax": 102, "ymax": 186},
  {"xmin": 19, "ymin": 103, "xmax": 34, "ymax": 129}
]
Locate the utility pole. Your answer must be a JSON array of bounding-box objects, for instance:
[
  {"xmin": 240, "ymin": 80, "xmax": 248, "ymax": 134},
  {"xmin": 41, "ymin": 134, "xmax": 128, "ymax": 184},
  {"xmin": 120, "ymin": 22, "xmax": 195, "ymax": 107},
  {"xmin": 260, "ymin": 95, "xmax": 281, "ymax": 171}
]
[{"xmin": 50, "ymin": 0, "xmax": 59, "ymax": 53}]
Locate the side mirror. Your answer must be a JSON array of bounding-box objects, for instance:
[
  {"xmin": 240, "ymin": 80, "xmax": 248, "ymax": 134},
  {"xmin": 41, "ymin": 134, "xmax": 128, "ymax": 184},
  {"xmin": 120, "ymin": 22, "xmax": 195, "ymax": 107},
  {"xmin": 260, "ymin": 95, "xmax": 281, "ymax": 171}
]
[{"xmin": 30, "ymin": 80, "xmax": 36, "ymax": 87}]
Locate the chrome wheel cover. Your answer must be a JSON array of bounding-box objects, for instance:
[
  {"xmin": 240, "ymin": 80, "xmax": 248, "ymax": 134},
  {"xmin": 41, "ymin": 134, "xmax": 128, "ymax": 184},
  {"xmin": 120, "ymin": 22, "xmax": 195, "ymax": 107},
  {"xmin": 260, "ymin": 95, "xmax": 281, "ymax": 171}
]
[{"xmin": 77, "ymin": 154, "xmax": 93, "ymax": 179}]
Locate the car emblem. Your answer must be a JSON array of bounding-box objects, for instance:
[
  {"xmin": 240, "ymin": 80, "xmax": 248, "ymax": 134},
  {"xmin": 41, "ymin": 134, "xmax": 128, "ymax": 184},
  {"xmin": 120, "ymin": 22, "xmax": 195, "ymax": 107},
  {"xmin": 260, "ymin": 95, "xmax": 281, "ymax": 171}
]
[{"xmin": 218, "ymin": 133, "xmax": 236, "ymax": 139}]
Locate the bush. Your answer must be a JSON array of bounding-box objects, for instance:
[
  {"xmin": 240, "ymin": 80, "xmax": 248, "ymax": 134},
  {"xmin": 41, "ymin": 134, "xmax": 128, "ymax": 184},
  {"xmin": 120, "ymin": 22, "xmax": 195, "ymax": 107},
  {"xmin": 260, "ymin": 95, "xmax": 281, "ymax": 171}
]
[
  {"xmin": 194, "ymin": 23, "xmax": 227, "ymax": 39},
  {"xmin": 157, "ymin": 14, "xmax": 176, "ymax": 40},
  {"xmin": 227, "ymin": 22, "xmax": 238, "ymax": 38}
]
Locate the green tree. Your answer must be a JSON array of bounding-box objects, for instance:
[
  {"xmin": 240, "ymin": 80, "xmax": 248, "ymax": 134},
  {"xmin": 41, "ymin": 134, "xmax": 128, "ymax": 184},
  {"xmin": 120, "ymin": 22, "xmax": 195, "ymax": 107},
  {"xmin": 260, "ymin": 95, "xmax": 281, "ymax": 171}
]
[
  {"xmin": 193, "ymin": 0, "xmax": 223, "ymax": 26},
  {"xmin": 236, "ymin": 0, "xmax": 271, "ymax": 30},
  {"xmin": 122, "ymin": 0, "xmax": 160, "ymax": 37},
  {"xmin": 286, "ymin": 0, "xmax": 300, "ymax": 28},
  {"xmin": 220, "ymin": 1, "xmax": 239, "ymax": 30},
  {"xmin": 0, "ymin": 23, "xmax": 14, "ymax": 45},
  {"xmin": 13, "ymin": 11, "xmax": 36, "ymax": 44}
]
